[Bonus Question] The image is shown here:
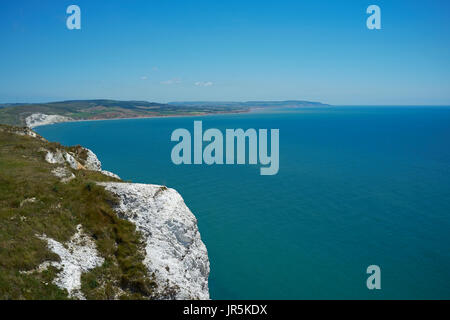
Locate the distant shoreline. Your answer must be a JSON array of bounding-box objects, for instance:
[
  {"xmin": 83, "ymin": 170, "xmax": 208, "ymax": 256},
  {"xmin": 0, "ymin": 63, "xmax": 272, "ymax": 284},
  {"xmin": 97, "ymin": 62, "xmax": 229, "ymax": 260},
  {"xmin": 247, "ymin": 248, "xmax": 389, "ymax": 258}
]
[
  {"xmin": 1, "ymin": 99, "xmax": 331, "ymax": 127},
  {"xmin": 28, "ymin": 105, "xmax": 338, "ymax": 128},
  {"xmin": 29, "ymin": 109, "xmax": 252, "ymax": 128}
]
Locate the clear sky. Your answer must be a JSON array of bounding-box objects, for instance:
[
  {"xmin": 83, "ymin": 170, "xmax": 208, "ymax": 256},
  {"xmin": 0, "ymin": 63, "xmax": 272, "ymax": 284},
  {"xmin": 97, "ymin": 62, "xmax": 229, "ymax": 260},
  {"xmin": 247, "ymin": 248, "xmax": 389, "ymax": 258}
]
[{"xmin": 1, "ymin": 0, "xmax": 449, "ymax": 105}]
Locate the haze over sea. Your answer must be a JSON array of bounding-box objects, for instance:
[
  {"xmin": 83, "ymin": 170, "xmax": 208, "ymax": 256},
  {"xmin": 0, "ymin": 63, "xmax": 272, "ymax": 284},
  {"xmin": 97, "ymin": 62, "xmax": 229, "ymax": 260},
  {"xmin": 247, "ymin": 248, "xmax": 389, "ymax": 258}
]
[{"xmin": 36, "ymin": 107, "xmax": 450, "ymax": 299}]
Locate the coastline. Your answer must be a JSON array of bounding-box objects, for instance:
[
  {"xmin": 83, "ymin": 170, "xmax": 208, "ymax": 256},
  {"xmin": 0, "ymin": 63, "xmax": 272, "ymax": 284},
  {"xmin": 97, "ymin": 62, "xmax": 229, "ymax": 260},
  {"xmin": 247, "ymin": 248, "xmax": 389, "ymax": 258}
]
[
  {"xmin": 28, "ymin": 109, "xmax": 251, "ymax": 129},
  {"xmin": 27, "ymin": 105, "xmax": 333, "ymax": 129}
]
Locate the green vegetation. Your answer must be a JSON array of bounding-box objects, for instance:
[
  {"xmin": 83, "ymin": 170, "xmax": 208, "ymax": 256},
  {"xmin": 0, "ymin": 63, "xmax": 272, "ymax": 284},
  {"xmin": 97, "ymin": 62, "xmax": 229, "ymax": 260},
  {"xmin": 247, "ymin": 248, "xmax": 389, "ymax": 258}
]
[
  {"xmin": 0, "ymin": 99, "xmax": 330, "ymax": 127},
  {"xmin": 0, "ymin": 124, "xmax": 157, "ymax": 299},
  {"xmin": 169, "ymin": 100, "xmax": 330, "ymax": 108},
  {"xmin": 0, "ymin": 100, "xmax": 250, "ymax": 127}
]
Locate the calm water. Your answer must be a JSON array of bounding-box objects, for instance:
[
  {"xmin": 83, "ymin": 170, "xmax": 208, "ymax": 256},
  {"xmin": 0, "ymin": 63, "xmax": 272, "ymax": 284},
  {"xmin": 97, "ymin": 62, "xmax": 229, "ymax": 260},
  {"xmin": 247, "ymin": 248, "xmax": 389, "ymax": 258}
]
[{"xmin": 36, "ymin": 107, "xmax": 450, "ymax": 299}]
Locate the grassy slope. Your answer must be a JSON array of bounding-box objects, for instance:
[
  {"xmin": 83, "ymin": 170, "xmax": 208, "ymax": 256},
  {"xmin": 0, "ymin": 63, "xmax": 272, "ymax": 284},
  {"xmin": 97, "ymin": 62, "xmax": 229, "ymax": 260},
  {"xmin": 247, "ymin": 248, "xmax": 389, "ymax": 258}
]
[
  {"xmin": 0, "ymin": 125, "xmax": 160, "ymax": 299},
  {"xmin": 0, "ymin": 100, "xmax": 249, "ymax": 127}
]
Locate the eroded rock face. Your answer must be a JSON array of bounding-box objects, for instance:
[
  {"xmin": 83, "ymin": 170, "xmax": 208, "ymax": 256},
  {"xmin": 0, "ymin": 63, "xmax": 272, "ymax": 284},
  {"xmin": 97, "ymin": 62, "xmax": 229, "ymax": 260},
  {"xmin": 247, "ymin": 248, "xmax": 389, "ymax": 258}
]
[
  {"xmin": 12, "ymin": 126, "xmax": 39, "ymax": 138},
  {"xmin": 99, "ymin": 182, "xmax": 210, "ymax": 300},
  {"xmin": 83, "ymin": 148, "xmax": 102, "ymax": 171},
  {"xmin": 44, "ymin": 146, "xmax": 122, "ymax": 182},
  {"xmin": 76, "ymin": 148, "xmax": 121, "ymax": 178},
  {"xmin": 25, "ymin": 113, "xmax": 73, "ymax": 129},
  {"xmin": 37, "ymin": 225, "xmax": 104, "ymax": 300},
  {"xmin": 44, "ymin": 149, "xmax": 83, "ymax": 170},
  {"xmin": 64, "ymin": 152, "xmax": 81, "ymax": 170},
  {"xmin": 45, "ymin": 149, "xmax": 66, "ymax": 165},
  {"xmin": 51, "ymin": 167, "xmax": 75, "ymax": 183},
  {"xmin": 100, "ymin": 170, "xmax": 121, "ymax": 179}
]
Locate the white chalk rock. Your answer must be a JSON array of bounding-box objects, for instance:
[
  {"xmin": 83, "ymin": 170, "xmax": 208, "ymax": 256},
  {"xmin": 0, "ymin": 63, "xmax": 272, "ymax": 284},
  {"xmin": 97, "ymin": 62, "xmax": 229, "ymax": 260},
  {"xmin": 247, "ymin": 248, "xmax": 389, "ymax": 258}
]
[
  {"xmin": 25, "ymin": 113, "xmax": 72, "ymax": 129},
  {"xmin": 99, "ymin": 182, "xmax": 210, "ymax": 300},
  {"xmin": 64, "ymin": 152, "xmax": 81, "ymax": 170},
  {"xmin": 101, "ymin": 170, "xmax": 121, "ymax": 180},
  {"xmin": 83, "ymin": 148, "xmax": 102, "ymax": 171},
  {"xmin": 52, "ymin": 167, "xmax": 75, "ymax": 183},
  {"xmin": 45, "ymin": 149, "xmax": 66, "ymax": 165},
  {"xmin": 37, "ymin": 225, "xmax": 104, "ymax": 299},
  {"xmin": 44, "ymin": 148, "xmax": 82, "ymax": 170}
]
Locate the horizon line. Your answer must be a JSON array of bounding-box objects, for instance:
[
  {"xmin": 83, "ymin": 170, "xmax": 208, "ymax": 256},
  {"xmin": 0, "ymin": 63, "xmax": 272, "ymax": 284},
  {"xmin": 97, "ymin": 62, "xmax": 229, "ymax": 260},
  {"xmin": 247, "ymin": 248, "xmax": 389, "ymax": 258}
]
[{"xmin": 1, "ymin": 99, "xmax": 450, "ymax": 107}]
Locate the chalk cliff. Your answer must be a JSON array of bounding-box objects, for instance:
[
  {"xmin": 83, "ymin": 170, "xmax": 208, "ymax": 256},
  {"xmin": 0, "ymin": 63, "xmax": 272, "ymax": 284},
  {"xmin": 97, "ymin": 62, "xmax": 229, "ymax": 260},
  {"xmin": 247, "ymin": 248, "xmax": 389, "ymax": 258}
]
[
  {"xmin": 2, "ymin": 124, "xmax": 210, "ymax": 300},
  {"xmin": 99, "ymin": 182, "xmax": 210, "ymax": 300},
  {"xmin": 25, "ymin": 113, "xmax": 73, "ymax": 128},
  {"xmin": 42, "ymin": 144, "xmax": 210, "ymax": 299}
]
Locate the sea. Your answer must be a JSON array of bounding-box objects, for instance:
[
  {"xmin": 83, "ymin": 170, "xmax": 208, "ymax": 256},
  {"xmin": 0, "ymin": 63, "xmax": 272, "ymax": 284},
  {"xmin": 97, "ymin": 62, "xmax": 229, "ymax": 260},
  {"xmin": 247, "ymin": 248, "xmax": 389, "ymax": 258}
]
[{"xmin": 35, "ymin": 106, "xmax": 450, "ymax": 299}]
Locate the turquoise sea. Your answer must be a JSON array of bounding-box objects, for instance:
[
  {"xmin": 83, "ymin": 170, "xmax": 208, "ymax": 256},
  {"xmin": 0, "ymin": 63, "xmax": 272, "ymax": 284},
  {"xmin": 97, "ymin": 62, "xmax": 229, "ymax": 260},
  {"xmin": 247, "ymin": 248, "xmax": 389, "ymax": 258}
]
[{"xmin": 36, "ymin": 107, "xmax": 450, "ymax": 299}]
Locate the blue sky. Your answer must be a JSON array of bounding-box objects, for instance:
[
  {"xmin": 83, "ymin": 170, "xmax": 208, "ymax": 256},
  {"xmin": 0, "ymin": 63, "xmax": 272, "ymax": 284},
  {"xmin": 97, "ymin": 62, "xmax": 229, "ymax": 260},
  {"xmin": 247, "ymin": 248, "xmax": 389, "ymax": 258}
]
[{"xmin": 1, "ymin": 0, "xmax": 449, "ymax": 105}]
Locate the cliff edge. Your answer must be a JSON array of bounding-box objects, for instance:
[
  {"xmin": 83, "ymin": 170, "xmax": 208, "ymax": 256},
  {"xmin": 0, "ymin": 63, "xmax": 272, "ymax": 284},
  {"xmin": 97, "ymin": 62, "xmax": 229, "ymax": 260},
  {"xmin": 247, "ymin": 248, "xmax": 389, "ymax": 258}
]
[{"xmin": 0, "ymin": 124, "xmax": 209, "ymax": 300}]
